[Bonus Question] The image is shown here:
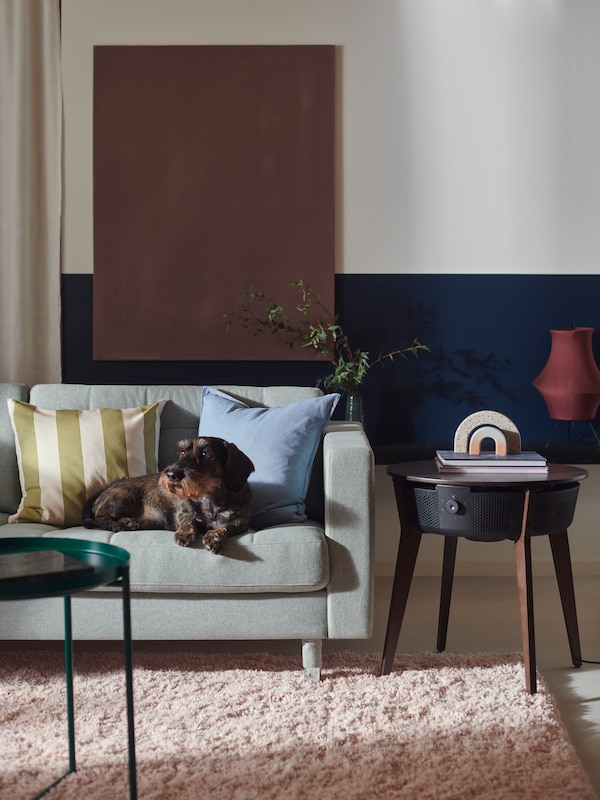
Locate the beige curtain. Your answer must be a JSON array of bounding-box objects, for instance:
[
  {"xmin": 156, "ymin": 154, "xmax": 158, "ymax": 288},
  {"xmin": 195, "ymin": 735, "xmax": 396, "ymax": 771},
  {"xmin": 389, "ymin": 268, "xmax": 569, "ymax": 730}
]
[{"xmin": 0, "ymin": 0, "xmax": 62, "ymax": 386}]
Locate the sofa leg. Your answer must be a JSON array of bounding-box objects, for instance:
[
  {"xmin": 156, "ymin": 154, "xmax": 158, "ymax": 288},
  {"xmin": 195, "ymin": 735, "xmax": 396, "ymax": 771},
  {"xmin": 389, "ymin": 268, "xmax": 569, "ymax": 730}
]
[{"xmin": 302, "ymin": 639, "xmax": 322, "ymax": 681}]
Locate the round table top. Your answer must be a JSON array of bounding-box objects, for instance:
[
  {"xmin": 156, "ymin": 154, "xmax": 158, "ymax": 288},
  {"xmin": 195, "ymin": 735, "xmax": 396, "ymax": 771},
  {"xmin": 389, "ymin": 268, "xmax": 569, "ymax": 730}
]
[
  {"xmin": 386, "ymin": 460, "xmax": 588, "ymax": 487},
  {"xmin": 0, "ymin": 537, "xmax": 130, "ymax": 601}
]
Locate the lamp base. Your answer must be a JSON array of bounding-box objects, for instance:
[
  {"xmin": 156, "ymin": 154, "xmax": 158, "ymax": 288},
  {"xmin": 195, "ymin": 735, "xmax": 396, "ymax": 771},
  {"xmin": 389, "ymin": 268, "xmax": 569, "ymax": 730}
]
[{"xmin": 545, "ymin": 419, "xmax": 600, "ymax": 448}]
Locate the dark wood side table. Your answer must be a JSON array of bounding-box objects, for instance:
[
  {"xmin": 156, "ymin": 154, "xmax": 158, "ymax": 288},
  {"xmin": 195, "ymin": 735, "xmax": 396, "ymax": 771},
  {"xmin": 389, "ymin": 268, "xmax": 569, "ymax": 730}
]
[
  {"xmin": 0, "ymin": 537, "xmax": 137, "ymax": 800},
  {"xmin": 380, "ymin": 461, "xmax": 588, "ymax": 693}
]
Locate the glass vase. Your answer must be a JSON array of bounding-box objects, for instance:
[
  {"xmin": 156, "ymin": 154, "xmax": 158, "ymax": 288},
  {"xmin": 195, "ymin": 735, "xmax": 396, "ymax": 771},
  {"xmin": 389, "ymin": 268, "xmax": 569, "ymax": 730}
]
[{"xmin": 345, "ymin": 394, "xmax": 363, "ymax": 423}]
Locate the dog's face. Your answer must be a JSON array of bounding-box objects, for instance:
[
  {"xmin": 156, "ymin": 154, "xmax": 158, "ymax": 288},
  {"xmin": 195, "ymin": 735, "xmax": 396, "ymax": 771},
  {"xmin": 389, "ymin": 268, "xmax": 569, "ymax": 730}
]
[{"xmin": 158, "ymin": 436, "xmax": 254, "ymax": 501}]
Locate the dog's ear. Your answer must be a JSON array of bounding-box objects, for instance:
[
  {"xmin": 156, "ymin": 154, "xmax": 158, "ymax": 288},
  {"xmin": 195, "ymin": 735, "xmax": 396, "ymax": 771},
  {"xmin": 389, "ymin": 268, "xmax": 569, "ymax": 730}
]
[{"xmin": 223, "ymin": 442, "xmax": 254, "ymax": 493}]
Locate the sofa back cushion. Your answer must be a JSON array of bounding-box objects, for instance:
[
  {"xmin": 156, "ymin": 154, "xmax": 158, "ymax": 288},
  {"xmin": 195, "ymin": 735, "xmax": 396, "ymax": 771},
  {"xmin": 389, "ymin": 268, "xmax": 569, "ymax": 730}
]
[
  {"xmin": 23, "ymin": 384, "xmax": 326, "ymax": 524},
  {"xmin": 29, "ymin": 384, "xmax": 202, "ymax": 468},
  {"xmin": 0, "ymin": 384, "xmax": 29, "ymax": 515}
]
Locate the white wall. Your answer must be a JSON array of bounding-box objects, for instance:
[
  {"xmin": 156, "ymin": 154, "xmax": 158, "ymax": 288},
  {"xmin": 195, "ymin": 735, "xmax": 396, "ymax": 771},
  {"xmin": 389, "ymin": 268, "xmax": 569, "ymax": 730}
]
[
  {"xmin": 61, "ymin": 0, "xmax": 600, "ymax": 575},
  {"xmin": 61, "ymin": 0, "xmax": 600, "ymax": 278}
]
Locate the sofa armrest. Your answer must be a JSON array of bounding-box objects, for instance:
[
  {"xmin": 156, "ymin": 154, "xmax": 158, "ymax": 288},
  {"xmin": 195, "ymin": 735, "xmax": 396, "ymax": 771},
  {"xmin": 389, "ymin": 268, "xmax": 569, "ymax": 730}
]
[{"xmin": 322, "ymin": 422, "xmax": 375, "ymax": 639}]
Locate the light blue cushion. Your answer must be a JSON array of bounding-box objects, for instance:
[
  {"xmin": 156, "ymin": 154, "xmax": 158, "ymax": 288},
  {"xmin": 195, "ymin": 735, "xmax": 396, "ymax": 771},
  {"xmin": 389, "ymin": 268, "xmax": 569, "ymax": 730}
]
[{"xmin": 198, "ymin": 387, "xmax": 340, "ymax": 528}]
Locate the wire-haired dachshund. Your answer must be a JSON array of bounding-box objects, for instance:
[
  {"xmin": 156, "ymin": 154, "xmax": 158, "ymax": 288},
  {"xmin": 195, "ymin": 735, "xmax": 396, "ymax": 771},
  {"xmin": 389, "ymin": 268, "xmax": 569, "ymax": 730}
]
[{"xmin": 82, "ymin": 436, "xmax": 254, "ymax": 553}]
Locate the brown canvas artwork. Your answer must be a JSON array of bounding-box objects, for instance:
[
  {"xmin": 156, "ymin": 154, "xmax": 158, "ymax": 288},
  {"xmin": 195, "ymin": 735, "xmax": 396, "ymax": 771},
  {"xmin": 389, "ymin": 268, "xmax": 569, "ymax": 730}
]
[{"xmin": 93, "ymin": 44, "xmax": 335, "ymax": 361}]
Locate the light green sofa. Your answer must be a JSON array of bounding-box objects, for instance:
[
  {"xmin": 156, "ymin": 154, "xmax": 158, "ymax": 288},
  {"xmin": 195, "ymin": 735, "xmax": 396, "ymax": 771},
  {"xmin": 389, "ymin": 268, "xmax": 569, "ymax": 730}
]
[{"xmin": 0, "ymin": 384, "xmax": 374, "ymax": 677}]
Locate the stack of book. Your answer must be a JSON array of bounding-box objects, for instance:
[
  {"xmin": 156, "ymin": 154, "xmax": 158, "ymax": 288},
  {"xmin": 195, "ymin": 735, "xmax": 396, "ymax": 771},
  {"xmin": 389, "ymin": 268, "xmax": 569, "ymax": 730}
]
[{"xmin": 435, "ymin": 450, "xmax": 548, "ymax": 474}]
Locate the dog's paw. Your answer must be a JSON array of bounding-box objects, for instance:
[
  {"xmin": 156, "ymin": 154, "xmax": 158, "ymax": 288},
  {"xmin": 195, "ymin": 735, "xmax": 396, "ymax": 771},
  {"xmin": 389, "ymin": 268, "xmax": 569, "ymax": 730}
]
[
  {"xmin": 202, "ymin": 527, "xmax": 228, "ymax": 554},
  {"xmin": 119, "ymin": 517, "xmax": 140, "ymax": 531},
  {"xmin": 174, "ymin": 529, "xmax": 197, "ymax": 547}
]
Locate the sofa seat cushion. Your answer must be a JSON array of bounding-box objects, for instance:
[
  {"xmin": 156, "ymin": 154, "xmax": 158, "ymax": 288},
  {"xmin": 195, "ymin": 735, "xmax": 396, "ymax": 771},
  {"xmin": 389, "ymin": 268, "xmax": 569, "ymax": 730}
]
[
  {"xmin": 0, "ymin": 524, "xmax": 115, "ymax": 542},
  {"xmin": 0, "ymin": 522, "xmax": 329, "ymax": 594}
]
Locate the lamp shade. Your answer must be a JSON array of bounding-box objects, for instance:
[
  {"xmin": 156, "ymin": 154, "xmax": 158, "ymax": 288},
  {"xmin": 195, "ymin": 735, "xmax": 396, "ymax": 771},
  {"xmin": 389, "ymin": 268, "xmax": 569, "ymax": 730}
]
[{"xmin": 532, "ymin": 327, "xmax": 600, "ymax": 421}]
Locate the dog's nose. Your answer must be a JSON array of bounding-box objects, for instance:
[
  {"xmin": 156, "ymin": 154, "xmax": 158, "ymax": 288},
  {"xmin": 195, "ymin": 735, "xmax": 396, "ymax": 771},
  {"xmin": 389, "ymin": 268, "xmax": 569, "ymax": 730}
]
[{"xmin": 166, "ymin": 468, "xmax": 181, "ymax": 481}]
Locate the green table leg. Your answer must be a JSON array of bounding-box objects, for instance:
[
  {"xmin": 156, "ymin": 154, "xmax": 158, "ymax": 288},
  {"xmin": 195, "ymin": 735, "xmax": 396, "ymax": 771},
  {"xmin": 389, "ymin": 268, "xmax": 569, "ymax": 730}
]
[
  {"xmin": 30, "ymin": 596, "xmax": 76, "ymax": 800},
  {"xmin": 31, "ymin": 569, "xmax": 136, "ymax": 799},
  {"xmin": 64, "ymin": 595, "xmax": 76, "ymax": 773},
  {"xmin": 120, "ymin": 565, "xmax": 137, "ymax": 800}
]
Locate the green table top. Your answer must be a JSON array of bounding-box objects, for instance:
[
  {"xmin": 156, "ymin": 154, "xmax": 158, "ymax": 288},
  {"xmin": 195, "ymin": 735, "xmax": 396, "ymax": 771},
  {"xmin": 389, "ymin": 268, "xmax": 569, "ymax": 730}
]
[{"xmin": 0, "ymin": 537, "xmax": 130, "ymax": 600}]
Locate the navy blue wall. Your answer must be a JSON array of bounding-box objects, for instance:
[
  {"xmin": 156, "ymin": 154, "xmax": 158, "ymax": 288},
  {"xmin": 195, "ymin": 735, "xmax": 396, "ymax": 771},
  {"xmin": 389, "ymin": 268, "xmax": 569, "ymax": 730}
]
[{"xmin": 62, "ymin": 273, "xmax": 600, "ymax": 451}]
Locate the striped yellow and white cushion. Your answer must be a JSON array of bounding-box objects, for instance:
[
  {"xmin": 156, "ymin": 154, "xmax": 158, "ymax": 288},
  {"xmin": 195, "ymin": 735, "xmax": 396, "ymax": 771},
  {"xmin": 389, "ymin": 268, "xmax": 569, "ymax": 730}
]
[{"xmin": 7, "ymin": 399, "xmax": 165, "ymax": 527}]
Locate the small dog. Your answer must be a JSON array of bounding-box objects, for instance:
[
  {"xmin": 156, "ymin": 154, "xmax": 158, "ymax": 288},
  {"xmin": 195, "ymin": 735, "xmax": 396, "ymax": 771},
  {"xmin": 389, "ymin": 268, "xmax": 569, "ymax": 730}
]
[{"xmin": 83, "ymin": 436, "xmax": 254, "ymax": 553}]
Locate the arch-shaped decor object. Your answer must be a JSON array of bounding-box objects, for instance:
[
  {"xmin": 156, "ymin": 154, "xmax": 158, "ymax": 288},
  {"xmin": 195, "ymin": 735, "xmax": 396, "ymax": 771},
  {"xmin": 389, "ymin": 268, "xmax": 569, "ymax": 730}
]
[
  {"xmin": 453, "ymin": 411, "xmax": 521, "ymax": 454},
  {"xmin": 467, "ymin": 424, "xmax": 507, "ymax": 455}
]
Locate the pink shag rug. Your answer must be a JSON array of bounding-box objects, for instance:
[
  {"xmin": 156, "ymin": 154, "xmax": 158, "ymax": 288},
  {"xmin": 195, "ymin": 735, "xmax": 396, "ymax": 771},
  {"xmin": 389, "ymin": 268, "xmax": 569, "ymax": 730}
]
[{"xmin": 0, "ymin": 650, "xmax": 596, "ymax": 800}]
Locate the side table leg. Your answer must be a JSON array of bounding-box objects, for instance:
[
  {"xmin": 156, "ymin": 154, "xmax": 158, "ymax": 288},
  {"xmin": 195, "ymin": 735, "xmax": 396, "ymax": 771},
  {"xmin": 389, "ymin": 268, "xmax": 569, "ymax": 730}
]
[
  {"xmin": 437, "ymin": 537, "xmax": 458, "ymax": 653},
  {"xmin": 63, "ymin": 595, "xmax": 76, "ymax": 773},
  {"xmin": 121, "ymin": 566, "xmax": 138, "ymax": 800},
  {"xmin": 515, "ymin": 489, "xmax": 537, "ymax": 694},
  {"xmin": 549, "ymin": 530, "xmax": 582, "ymax": 667},
  {"xmin": 380, "ymin": 526, "xmax": 422, "ymax": 675}
]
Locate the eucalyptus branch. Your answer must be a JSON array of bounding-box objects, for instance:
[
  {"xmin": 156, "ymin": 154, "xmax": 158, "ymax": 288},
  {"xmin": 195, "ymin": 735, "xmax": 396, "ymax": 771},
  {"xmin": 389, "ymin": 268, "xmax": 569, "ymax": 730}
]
[
  {"xmin": 369, "ymin": 340, "xmax": 429, "ymax": 370},
  {"xmin": 225, "ymin": 281, "xmax": 428, "ymax": 396}
]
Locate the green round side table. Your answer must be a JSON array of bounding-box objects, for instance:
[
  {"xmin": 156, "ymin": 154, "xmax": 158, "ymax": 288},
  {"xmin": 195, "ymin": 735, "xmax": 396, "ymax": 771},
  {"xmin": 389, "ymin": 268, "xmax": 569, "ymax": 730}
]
[{"xmin": 0, "ymin": 537, "xmax": 137, "ymax": 800}]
